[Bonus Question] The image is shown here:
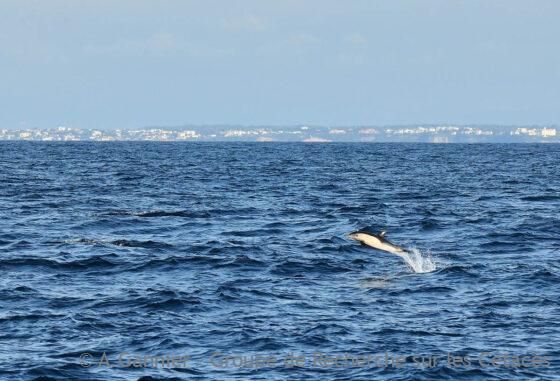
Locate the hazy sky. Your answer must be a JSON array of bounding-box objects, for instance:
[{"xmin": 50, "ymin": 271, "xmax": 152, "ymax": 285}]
[{"xmin": 1, "ymin": 0, "xmax": 559, "ymax": 129}]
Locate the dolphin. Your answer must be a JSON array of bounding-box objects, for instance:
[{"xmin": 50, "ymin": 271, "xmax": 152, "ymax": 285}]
[{"xmin": 347, "ymin": 230, "xmax": 409, "ymax": 255}]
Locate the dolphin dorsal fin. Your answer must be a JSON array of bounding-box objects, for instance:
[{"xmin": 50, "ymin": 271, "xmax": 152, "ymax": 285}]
[{"xmin": 380, "ymin": 230, "xmax": 386, "ymax": 237}]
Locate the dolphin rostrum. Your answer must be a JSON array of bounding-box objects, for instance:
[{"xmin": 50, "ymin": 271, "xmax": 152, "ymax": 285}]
[{"xmin": 347, "ymin": 230, "xmax": 409, "ymax": 255}]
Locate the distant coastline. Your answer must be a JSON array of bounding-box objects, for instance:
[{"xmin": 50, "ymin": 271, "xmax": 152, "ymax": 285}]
[{"xmin": 1, "ymin": 125, "xmax": 558, "ymax": 143}]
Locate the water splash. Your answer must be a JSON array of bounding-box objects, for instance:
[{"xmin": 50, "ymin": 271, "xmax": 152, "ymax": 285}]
[{"xmin": 398, "ymin": 248, "xmax": 437, "ymax": 273}]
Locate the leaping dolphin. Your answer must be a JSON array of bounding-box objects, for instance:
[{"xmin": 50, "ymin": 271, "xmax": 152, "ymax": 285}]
[{"xmin": 347, "ymin": 230, "xmax": 409, "ymax": 255}]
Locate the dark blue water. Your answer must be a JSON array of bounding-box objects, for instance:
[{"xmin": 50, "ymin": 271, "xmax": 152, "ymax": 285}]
[{"xmin": 1, "ymin": 142, "xmax": 559, "ymax": 381}]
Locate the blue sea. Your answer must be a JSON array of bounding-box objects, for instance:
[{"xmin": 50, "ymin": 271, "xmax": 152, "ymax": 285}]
[{"xmin": 1, "ymin": 142, "xmax": 559, "ymax": 381}]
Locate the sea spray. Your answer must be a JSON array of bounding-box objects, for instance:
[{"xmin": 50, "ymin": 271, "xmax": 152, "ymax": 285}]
[{"xmin": 398, "ymin": 248, "xmax": 436, "ymax": 273}]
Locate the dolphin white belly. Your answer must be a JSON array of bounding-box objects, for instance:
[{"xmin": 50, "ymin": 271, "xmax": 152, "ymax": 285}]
[
  {"xmin": 361, "ymin": 235, "xmax": 405, "ymax": 254},
  {"xmin": 348, "ymin": 230, "xmax": 408, "ymax": 255}
]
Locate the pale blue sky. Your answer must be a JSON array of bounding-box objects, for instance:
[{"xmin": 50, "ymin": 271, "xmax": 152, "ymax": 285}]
[{"xmin": 1, "ymin": 0, "xmax": 559, "ymax": 129}]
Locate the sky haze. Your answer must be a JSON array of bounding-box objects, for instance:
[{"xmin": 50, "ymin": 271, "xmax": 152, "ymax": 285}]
[{"xmin": 1, "ymin": 0, "xmax": 559, "ymax": 129}]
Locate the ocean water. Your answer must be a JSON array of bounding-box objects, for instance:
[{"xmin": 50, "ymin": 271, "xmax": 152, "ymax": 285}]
[{"xmin": 1, "ymin": 142, "xmax": 559, "ymax": 381}]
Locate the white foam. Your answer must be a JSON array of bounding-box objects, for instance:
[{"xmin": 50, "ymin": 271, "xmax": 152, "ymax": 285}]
[{"xmin": 397, "ymin": 248, "xmax": 437, "ymax": 273}]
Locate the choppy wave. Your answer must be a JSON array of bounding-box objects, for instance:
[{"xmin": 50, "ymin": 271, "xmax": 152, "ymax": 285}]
[
  {"xmin": 1, "ymin": 142, "xmax": 559, "ymax": 381},
  {"xmin": 59, "ymin": 238, "xmax": 175, "ymax": 249}
]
